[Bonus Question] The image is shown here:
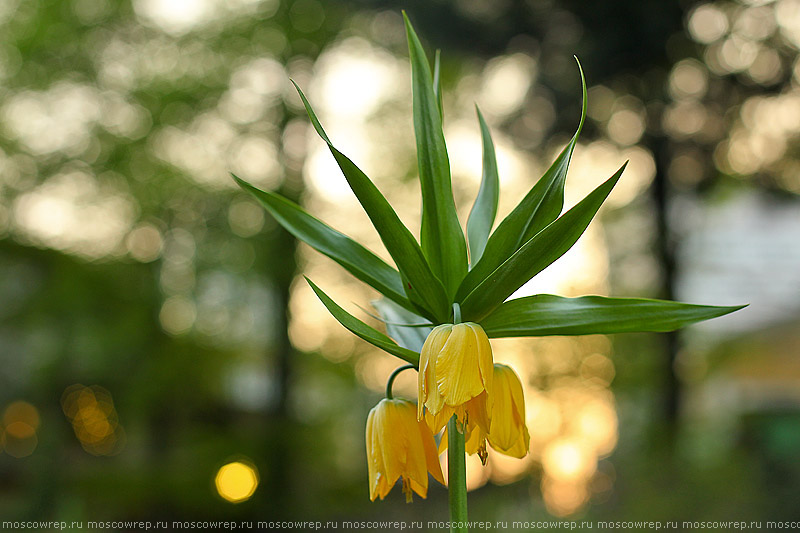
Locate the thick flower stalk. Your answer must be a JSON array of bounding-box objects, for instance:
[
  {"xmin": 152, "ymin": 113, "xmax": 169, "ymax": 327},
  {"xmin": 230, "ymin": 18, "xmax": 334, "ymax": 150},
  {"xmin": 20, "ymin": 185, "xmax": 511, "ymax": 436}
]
[
  {"xmin": 418, "ymin": 322, "xmax": 493, "ymax": 433},
  {"xmin": 366, "ymin": 398, "xmax": 445, "ymax": 502}
]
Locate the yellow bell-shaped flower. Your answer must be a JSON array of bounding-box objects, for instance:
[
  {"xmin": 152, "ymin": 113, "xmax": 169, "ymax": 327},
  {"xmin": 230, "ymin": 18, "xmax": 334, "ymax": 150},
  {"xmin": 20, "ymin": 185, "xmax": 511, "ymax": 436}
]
[
  {"xmin": 439, "ymin": 364, "xmax": 530, "ymax": 461},
  {"xmin": 486, "ymin": 364, "xmax": 530, "ymax": 458},
  {"xmin": 366, "ymin": 398, "xmax": 445, "ymax": 502},
  {"xmin": 417, "ymin": 322, "xmax": 493, "ymax": 433}
]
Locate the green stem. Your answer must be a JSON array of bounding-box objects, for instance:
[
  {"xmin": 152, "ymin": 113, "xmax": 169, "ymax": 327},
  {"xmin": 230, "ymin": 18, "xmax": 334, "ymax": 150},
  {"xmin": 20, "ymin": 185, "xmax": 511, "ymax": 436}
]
[
  {"xmin": 447, "ymin": 415, "xmax": 468, "ymax": 533},
  {"xmin": 385, "ymin": 364, "xmax": 415, "ymax": 399},
  {"xmin": 453, "ymin": 303, "xmax": 462, "ymax": 324}
]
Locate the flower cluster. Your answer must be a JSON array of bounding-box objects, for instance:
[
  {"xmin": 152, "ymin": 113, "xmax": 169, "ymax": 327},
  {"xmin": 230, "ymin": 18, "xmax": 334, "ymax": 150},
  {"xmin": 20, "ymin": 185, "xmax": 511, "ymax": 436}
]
[{"xmin": 366, "ymin": 322, "xmax": 530, "ymax": 500}]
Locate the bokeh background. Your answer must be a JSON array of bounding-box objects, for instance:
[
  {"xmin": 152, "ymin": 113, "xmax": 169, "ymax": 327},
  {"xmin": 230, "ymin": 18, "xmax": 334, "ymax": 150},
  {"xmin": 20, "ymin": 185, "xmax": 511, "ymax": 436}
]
[{"xmin": 1, "ymin": 0, "xmax": 799, "ymax": 529}]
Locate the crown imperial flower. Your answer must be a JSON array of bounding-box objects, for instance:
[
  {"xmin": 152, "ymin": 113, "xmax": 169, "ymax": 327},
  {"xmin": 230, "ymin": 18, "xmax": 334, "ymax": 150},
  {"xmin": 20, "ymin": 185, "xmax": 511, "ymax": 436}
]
[
  {"xmin": 417, "ymin": 322, "xmax": 493, "ymax": 432},
  {"xmin": 366, "ymin": 398, "xmax": 445, "ymax": 502}
]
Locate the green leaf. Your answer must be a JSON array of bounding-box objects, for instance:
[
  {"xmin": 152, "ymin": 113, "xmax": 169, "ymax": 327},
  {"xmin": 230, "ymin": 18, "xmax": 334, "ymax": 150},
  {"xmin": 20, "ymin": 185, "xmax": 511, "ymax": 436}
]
[
  {"xmin": 404, "ymin": 13, "xmax": 468, "ymax": 298},
  {"xmin": 372, "ymin": 298, "xmax": 433, "ymax": 353},
  {"xmin": 461, "ymin": 163, "xmax": 627, "ymax": 321},
  {"xmin": 480, "ymin": 294, "xmax": 747, "ymax": 337},
  {"xmin": 291, "ymin": 80, "xmax": 450, "ymax": 322},
  {"xmin": 233, "ymin": 175, "xmax": 420, "ymax": 314},
  {"xmin": 306, "ymin": 278, "xmax": 420, "ymax": 366},
  {"xmin": 457, "ymin": 61, "xmax": 587, "ymax": 300},
  {"xmin": 433, "ymin": 49, "xmax": 444, "ymax": 120},
  {"xmin": 466, "ymin": 106, "xmax": 500, "ymax": 266}
]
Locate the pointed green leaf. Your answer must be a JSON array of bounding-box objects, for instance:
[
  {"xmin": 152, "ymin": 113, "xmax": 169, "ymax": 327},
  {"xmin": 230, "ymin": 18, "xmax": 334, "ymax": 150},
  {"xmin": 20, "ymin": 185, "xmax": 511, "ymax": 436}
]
[
  {"xmin": 234, "ymin": 175, "xmax": 420, "ymax": 314},
  {"xmin": 457, "ymin": 62, "xmax": 587, "ymax": 300},
  {"xmin": 466, "ymin": 106, "xmax": 500, "ymax": 266},
  {"xmin": 433, "ymin": 49, "xmax": 444, "ymax": 120},
  {"xmin": 372, "ymin": 298, "xmax": 433, "ymax": 353},
  {"xmin": 461, "ymin": 163, "xmax": 627, "ymax": 321},
  {"xmin": 292, "ymin": 81, "xmax": 450, "ymax": 322},
  {"xmin": 481, "ymin": 294, "xmax": 747, "ymax": 337},
  {"xmin": 404, "ymin": 13, "xmax": 467, "ymax": 298},
  {"xmin": 307, "ymin": 278, "xmax": 419, "ymax": 366}
]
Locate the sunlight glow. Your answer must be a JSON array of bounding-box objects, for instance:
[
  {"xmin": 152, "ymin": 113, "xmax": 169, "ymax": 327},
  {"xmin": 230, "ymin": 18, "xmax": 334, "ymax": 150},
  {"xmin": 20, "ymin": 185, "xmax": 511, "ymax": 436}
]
[
  {"xmin": 542, "ymin": 478, "xmax": 589, "ymax": 517},
  {"xmin": 776, "ymin": 0, "xmax": 800, "ymax": 47},
  {"xmin": 669, "ymin": 60, "xmax": 709, "ymax": 100},
  {"xmin": 688, "ymin": 4, "xmax": 729, "ymax": 44},
  {"xmin": 607, "ymin": 108, "xmax": 645, "ymax": 146},
  {"xmin": 126, "ymin": 224, "xmax": 164, "ymax": 262},
  {"xmin": 479, "ymin": 54, "xmax": 536, "ymax": 117},
  {"xmin": 2, "ymin": 82, "xmax": 101, "ymax": 156},
  {"xmin": 12, "ymin": 171, "xmax": 135, "ymax": 259},
  {"xmin": 134, "ymin": 0, "xmax": 274, "ymax": 35},
  {"xmin": 312, "ymin": 38, "xmax": 403, "ymax": 120},
  {"xmin": 219, "ymin": 58, "xmax": 285, "ymax": 124},
  {"xmin": 542, "ymin": 439, "xmax": 596, "ymax": 482}
]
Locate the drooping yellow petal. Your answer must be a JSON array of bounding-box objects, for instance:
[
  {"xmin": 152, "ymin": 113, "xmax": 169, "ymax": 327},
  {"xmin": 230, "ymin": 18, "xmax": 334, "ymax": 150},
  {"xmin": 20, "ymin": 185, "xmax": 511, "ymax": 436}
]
[
  {"xmin": 378, "ymin": 401, "xmax": 405, "ymax": 486},
  {"xmin": 419, "ymin": 419, "xmax": 445, "ymax": 485},
  {"xmin": 506, "ymin": 364, "xmax": 526, "ymax": 419},
  {"xmin": 426, "ymin": 404, "xmax": 456, "ymax": 434},
  {"xmin": 504, "ymin": 370, "xmax": 530, "ymax": 458},
  {"xmin": 418, "ymin": 325, "xmax": 452, "ymax": 420},
  {"xmin": 423, "ymin": 365, "xmax": 448, "ymax": 419},
  {"xmin": 366, "ymin": 407, "xmax": 379, "ymax": 500},
  {"xmin": 435, "ymin": 324, "xmax": 485, "ymax": 406},
  {"xmin": 375, "ymin": 472, "xmax": 392, "ymax": 500},
  {"xmin": 473, "ymin": 323, "xmax": 494, "ymax": 399},
  {"xmin": 438, "ymin": 425, "xmax": 448, "ymax": 456},
  {"xmin": 487, "ymin": 367, "xmax": 516, "ymax": 450},
  {"xmin": 367, "ymin": 404, "xmax": 392, "ymax": 500},
  {"xmin": 406, "ymin": 477, "xmax": 421, "ymax": 501},
  {"xmin": 487, "ymin": 364, "xmax": 530, "ymax": 458},
  {"xmin": 495, "ymin": 424, "xmax": 530, "ymax": 458},
  {"xmin": 464, "ymin": 392, "xmax": 491, "ymax": 433},
  {"xmin": 396, "ymin": 401, "xmax": 428, "ymax": 496}
]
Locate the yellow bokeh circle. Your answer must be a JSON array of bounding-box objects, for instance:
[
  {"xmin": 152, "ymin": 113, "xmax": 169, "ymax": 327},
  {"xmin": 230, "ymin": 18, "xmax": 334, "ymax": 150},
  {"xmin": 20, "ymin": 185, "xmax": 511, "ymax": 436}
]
[{"xmin": 214, "ymin": 461, "xmax": 259, "ymax": 503}]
